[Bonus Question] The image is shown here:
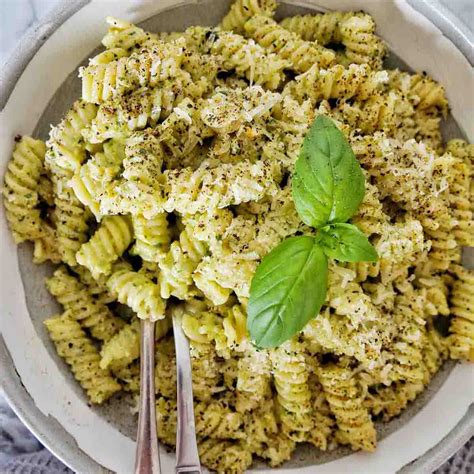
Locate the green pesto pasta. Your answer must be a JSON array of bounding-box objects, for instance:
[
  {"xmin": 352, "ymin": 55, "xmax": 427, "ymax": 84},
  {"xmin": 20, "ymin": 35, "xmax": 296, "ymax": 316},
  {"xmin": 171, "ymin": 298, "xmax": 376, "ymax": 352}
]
[
  {"xmin": 76, "ymin": 215, "xmax": 134, "ymax": 278},
  {"xmin": 46, "ymin": 266, "xmax": 125, "ymax": 341},
  {"xmin": 244, "ymin": 14, "xmax": 335, "ymax": 72},
  {"xmin": 3, "ymin": 136, "xmax": 46, "ymax": 243},
  {"xmin": 2, "ymin": 1, "xmax": 473, "ymax": 472},
  {"xmin": 44, "ymin": 311, "xmax": 121, "ymax": 404},
  {"xmin": 107, "ymin": 262, "xmax": 166, "ymax": 321}
]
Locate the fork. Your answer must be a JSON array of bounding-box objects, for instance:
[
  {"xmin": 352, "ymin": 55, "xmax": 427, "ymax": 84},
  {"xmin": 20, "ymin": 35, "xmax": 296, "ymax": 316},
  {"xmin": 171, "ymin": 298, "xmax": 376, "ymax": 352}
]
[
  {"xmin": 135, "ymin": 319, "xmax": 161, "ymax": 474},
  {"xmin": 172, "ymin": 309, "xmax": 202, "ymax": 474}
]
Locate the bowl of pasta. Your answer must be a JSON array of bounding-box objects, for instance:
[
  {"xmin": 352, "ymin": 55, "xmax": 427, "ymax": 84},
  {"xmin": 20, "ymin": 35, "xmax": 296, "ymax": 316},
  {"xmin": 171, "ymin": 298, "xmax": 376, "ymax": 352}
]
[{"xmin": 0, "ymin": 0, "xmax": 473, "ymax": 473}]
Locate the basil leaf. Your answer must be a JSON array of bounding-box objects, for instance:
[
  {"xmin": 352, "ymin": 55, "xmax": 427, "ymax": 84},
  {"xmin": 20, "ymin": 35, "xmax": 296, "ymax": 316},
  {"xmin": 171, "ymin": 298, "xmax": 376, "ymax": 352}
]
[
  {"xmin": 248, "ymin": 236, "xmax": 328, "ymax": 348},
  {"xmin": 292, "ymin": 115, "xmax": 365, "ymax": 228},
  {"xmin": 319, "ymin": 223, "xmax": 378, "ymax": 262}
]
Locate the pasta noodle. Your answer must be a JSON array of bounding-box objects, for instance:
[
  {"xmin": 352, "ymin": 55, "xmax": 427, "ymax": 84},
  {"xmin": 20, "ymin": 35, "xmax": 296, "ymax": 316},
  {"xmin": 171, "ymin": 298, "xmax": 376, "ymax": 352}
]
[
  {"xmin": 244, "ymin": 15, "xmax": 335, "ymax": 72},
  {"xmin": 44, "ymin": 311, "xmax": 121, "ymax": 404},
  {"xmin": 271, "ymin": 339, "xmax": 313, "ymax": 442},
  {"xmin": 46, "ymin": 266, "xmax": 125, "ymax": 341},
  {"xmin": 107, "ymin": 262, "xmax": 166, "ymax": 321},
  {"xmin": 280, "ymin": 11, "xmax": 347, "ymax": 44},
  {"xmin": 185, "ymin": 26, "xmax": 288, "ymax": 89},
  {"xmin": 284, "ymin": 63, "xmax": 388, "ymax": 107},
  {"xmin": 339, "ymin": 14, "xmax": 386, "ymax": 69},
  {"xmin": 3, "ymin": 136, "xmax": 46, "ymax": 243},
  {"xmin": 318, "ymin": 362, "xmax": 376, "ymax": 451},
  {"xmin": 80, "ymin": 39, "xmax": 185, "ymax": 104},
  {"xmin": 448, "ymin": 265, "xmax": 474, "ymax": 362},
  {"xmin": 220, "ymin": 0, "xmax": 277, "ymax": 34},
  {"xmin": 76, "ymin": 215, "xmax": 134, "ymax": 278}
]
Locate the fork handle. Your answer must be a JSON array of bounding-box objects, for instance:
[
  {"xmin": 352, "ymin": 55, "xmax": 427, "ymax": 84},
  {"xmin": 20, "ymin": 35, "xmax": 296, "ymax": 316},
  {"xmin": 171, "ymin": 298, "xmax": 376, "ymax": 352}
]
[
  {"xmin": 172, "ymin": 314, "xmax": 202, "ymax": 474},
  {"xmin": 135, "ymin": 319, "xmax": 161, "ymax": 474}
]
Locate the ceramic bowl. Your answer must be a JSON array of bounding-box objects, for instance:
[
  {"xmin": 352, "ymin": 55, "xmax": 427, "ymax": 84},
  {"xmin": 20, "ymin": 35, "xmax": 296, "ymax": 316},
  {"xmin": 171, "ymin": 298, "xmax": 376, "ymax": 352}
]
[{"xmin": 1, "ymin": 1, "xmax": 473, "ymax": 472}]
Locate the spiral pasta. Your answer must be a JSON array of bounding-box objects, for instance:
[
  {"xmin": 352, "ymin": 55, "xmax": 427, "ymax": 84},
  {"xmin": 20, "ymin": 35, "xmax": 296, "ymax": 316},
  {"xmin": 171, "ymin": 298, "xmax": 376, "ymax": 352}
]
[
  {"xmin": 114, "ymin": 362, "xmax": 140, "ymax": 393},
  {"xmin": 46, "ymin": 100, "xmax": 98, "ymax": 178},
  {"xmin": 99, "ymin": 319, "xmax": 140, "ymax": 371},
  {"xmin": 80, "ymin": 39, "xmax": 185, "ymax": 104},
  {"xmin": 191, "ymin": 344, "xmax": 223, "ymax": 402},
  {"xmin": 339, "ymin": 13, "xmax": 386, "ymax": 69},
  {"xmin": 280, "ymin": 11, "xmax": 347, "ymax": 44},
  {"xmin": 107, "ymin": 262, "xmax": 166, "ymax": 320},
  {"xmin": 76, "ymin": 215, "xmax": 133, "ymax": 278},
  {"xmin": 304, "ymin": 297, "xmax": 391, "ymax": 368},
  {"xmin": 409, "ymin": 73, "xmax": 448, "ymax": 113},
  {"xmin": 71, "ymin": 264, "xmax": 115, "ymax": 304},
  {"xmin": 44, "ymin": 311, "xmax": 121, "ymax": 404},
  {"xmin": 102, "ymin": 16, "xmax": 156, "ymax": 52},
  {"xmin": 46, "ymin": 266, "xmax": 125, "ymax": 341},
  {"xmin": 194, "ymin": 253, "xmax": 257, "ymax": 305},
  {"xmin": 353, "ymin": 135, "xmax": 452, "ymax": 229},
  {"xmin": 336, "ymin": 91, "xmax": 399, "ymax": 135},
  {"xmin": 242, "ymin": 404, "xmax": 279, "ymax": 452},
  {"xmin": 351, "ymin": 216, "xmax": 428, "ymax": 285},
  {"xmin": 236, "ymin": 347, "xmax": 271, "ymax": 412},
  {"xmin": 84, "ymin": 70, "xmax": 210, "ymax": 144},
  {"xmin": 69, "ymin": 139, "xmax": 125, "ymax": 219},
  {"xmin": 199, "ymin": 438, "xmax": 253, "ymax": 474},
  {"xmin": 423, "ymin": 325, "xmax": 449, "ymax": 378},
  {"xmin": 158, "ymin": 242, "xmax": 197, "ymax": 300},
  {"xmin": 247, "ymin": 186, "xmax": 304, "ymax": 257},
  {"xmin": 157, "ymin": 98, "xmax": 212, "ymax": 163},
  {"xmin": 53, "ymin": 186, "xmax": 91, "ymax": 266},
  {"xmin": 448, "ymin": 265, "xmax": 474, "ymax": 362},
  {"xmin": 307, "ymin": 375, "xmax": 335, "ymax": 451},
  {"xmin": 387, "ymin": 289, "xmax": 427, "ymax": 384},
  {"xmin": 220, "ymin": 0, "xmax": 277, "ymax": 34},
  {"xmin": 319, "ymin": 363, "xmax": 376, "ymax": 451},
  {"xmin": 33, "ymin": 222, "xmax": 62, "ymax": 265},
  {"xmin": 445, "ymin": 141, "xmax": 474, "ymax": 246},
  {"xmin": 244, "ymin": 15, "xmax": 335, "ymax": 73},
  {"xmin": 415, "ymin": 274, "xmax": 449, "ymax": 317},
  {"xmin": 37, "ymin": 174, "xmax": 55, "ymax": 206},
  {"xmin": 3, "ymin": 136, "xmax": 46, "ymax": 243},
  {"xmin": 155, "ymin": 397, "xmax": 178, "ymax": 446},
  {"xmin": 164, "ymin": 158, "xmax": 280, "ymax": 215},
  {"xmin": 270, "ymin": 339, "xmax": 313, "ymax": 442},
  {"xmin": 98, "ymin": 139, "xmax": 163, "ymax": 219},
  {"xmin": 285, "ymin": 63, "xmax": 388, "ymax": 107},
  {"xmin": 186, "ymin": 26, "xmax": 288, "ymax": 89},
  {"xmin": 195, "ymin": 399, "xmax": 245, "ymax": 439},
  {"xmin": 131, "ymin": 212, "xmax": 170, "ymax": 262},
  {"xmin": 155, "ymin": 336, "xmax": 177, "ymax": 398},
  {"xmin": 367, "ymin": 380, "xmax": 425, "ymax": 421}
]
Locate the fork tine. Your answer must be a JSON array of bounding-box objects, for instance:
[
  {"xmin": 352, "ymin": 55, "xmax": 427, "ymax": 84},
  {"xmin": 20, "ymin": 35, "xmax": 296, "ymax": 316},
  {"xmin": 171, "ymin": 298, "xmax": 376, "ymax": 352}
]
[
  {"xmin": 172, "ymin": 308, "xmax": 202, "ymax": 474},
  {"xmin": 135, "ymin": 318, "xmax": 161, "ymax": 474}
]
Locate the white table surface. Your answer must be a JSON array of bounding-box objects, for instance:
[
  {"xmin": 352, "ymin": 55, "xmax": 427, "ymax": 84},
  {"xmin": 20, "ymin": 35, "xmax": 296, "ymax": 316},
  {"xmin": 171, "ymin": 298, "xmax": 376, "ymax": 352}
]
[{"xmin": 0, "ymin": 0, "xmax": 473, "ymax": 472}]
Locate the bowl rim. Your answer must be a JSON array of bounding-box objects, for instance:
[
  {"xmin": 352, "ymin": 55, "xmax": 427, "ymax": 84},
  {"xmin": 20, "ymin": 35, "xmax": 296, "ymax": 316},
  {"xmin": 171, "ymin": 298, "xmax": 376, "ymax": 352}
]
[{"xmin": 0, "ymin": 1, "xmax": 473, "ymax": 472}]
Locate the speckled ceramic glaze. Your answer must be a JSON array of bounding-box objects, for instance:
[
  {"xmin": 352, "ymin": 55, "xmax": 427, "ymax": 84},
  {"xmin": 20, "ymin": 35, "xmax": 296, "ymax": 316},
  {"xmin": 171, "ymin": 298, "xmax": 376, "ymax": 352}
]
[{"xmin": 0, "ymin": 1, "xmax": 473, "ymax": 473}]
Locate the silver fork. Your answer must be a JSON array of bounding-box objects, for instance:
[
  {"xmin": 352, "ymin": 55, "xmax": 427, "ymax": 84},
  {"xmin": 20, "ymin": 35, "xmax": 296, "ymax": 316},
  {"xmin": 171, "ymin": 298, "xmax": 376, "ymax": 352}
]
[
  {"xmin": 172, "ymin": 309, "xmax": 202, "ymax": 474},
  {"xmin": 135, "ymin": 319, "xmax": 161, "ymax": 474}
]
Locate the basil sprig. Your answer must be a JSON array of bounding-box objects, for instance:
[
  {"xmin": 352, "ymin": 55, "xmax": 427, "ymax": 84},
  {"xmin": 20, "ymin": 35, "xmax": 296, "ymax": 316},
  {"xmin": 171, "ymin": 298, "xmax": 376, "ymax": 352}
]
[{"xmin": 248, "ymin": 116, "xmax": 378, "ymax": 348}]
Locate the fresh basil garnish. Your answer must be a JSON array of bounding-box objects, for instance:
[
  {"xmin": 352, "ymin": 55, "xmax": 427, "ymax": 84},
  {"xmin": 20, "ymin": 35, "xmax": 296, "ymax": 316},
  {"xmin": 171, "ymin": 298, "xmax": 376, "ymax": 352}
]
[
  {"xmin": 248, "ymin": 236, "xmax": 327, "ymax": 348},
  {"xmin": 292, "ymin": 115, "xmax": 365, "ymax": 227},
  {"xmin": 318, "ymin": 223, "xmax": 378, "ymax": 262},
  {"xmin": 248, "ymin": 115, "xmax": 377, "ymax": 348}
]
